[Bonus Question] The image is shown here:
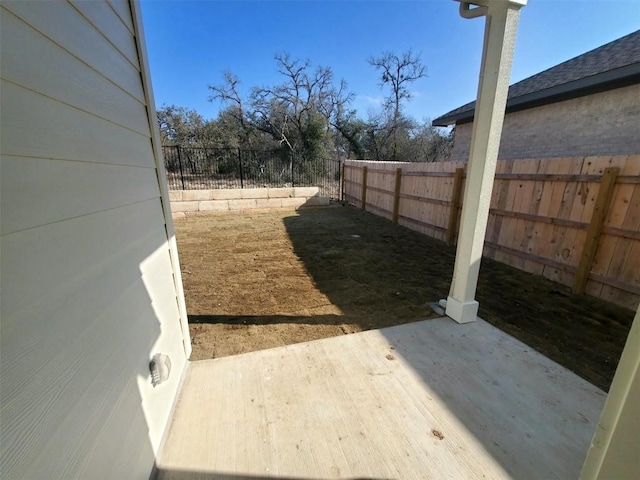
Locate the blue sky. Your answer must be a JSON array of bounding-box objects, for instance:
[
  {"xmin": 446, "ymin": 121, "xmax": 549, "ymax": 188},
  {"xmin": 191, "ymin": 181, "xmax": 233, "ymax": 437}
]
[{"xmin": 141, "ymin": 0, "xmax": 639, "ymax": 123}]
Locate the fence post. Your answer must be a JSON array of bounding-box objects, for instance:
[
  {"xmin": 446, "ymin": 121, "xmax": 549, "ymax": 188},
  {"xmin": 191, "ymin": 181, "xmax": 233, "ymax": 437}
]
[
  {"xmin": 392, "ymin": 168, "xmax": 402, "ymax": 224},
  {"xmin": 446, "ymin": 168, "xmax": 465, "ymax": 246},
  {"xmin": 573, "ymin": 167, "xmax": 619, "ymax": 294},
  {"xmin": 238, "ymin": 148, "xmax": 244, "ymax": 189},
  {"xmin": 290, "ymin": 153, "xmax": 295, "ymax": 187},
  {"xmin": 176, "ymin": 145, "xmax": 185, "ymax": 190},
  {"xmin": 361, "ymin": 166, "xmax": 368, "ymax": 210},
  {"xmin": 340, "ymin": 162, "xmax": 346, "ymax": 202}
]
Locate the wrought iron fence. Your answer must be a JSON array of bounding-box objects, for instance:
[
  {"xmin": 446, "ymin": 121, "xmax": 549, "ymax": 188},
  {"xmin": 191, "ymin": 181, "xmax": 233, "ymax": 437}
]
[{"xmin": 162, "ymin": 146, "xmax": 342, "ymax": 199}]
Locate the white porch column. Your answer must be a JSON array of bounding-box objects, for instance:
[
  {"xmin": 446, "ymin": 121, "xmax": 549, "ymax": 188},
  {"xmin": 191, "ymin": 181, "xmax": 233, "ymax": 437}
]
[
  {"xmin": 580, "ymin": 306, "xmax": 640, "ymax": 479},
  {"xmin": 445, "ymin": 0, "xmax": 527, "ymax": 324}
]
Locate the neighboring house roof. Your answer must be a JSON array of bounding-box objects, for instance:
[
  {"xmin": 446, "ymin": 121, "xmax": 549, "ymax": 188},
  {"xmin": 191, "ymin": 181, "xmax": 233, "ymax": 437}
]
[{"xmin": 433, "ymin": 29, "xmax": 640, "ymax": 126}]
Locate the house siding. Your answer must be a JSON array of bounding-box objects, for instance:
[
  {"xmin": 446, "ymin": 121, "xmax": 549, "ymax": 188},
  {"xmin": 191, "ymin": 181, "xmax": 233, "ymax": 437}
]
[
  {"xmin": 0, "ymin": 1, "xmax": 188, "ymax": 479},
  {"xmin": 451, "ymin": 84, "xmax": 640, "ymax": 161}
]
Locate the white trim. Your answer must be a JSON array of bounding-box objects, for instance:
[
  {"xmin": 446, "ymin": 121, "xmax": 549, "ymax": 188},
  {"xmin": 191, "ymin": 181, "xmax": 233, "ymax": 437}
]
[
  {"xmin": 129, "ymin": 0, "xmax": 192, "ymax": 358},
  {"xmin": 445, "ymin": 297, "xmax": 478, "ymax": 324}
]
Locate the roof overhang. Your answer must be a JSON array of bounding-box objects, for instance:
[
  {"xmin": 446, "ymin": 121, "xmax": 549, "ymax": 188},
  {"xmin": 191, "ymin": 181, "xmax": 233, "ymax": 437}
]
[{"xmin": 433, "ymin": 62, "xmax": 640, "ymax": 126}]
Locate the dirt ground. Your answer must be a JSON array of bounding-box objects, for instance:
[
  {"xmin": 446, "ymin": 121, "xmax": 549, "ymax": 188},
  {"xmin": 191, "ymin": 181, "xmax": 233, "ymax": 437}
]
[{"xmin": 175, "ymin": 206, "xmax": 634, "ymax": 391}]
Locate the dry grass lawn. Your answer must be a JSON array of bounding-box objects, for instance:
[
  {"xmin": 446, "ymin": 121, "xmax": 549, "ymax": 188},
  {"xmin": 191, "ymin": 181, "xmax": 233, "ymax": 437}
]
[{"xmin": 175, "ymin": 206, "xmax": 634, "ymax": 391}]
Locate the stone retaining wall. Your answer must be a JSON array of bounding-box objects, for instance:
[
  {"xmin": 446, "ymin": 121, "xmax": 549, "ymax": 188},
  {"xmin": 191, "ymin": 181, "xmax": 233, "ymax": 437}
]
[{"xmin": 169, "ymin": 187, "xmax": 330, "ymax": 218}]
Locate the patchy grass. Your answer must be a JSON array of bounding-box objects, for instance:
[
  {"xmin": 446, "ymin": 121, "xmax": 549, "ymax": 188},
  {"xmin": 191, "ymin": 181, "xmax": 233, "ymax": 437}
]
[{"xmin": 175, "ymin": 206, "xmax": 634, "ymax": 391}]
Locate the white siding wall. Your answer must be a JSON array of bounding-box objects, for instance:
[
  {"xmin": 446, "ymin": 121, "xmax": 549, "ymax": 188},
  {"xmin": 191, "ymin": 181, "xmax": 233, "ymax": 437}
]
[{"xmin": 0, "ymin": 1, "xmax": 188, "ymax": 478}]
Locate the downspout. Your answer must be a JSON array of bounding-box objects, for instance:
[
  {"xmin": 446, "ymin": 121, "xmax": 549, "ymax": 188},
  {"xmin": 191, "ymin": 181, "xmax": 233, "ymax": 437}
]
[{"xmin": 444, "ymin": 0, "xmax": 527, "ymax": 324}]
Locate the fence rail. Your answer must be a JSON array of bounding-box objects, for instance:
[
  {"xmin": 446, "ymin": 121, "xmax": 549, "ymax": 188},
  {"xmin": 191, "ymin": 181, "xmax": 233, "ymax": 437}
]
[
  {"xmin": 163, "ymin": 145, "xmax": 342, "ymax": 199},
  {"xmin": 344, "ymin": 156, "xmax": 640, "ymax": 311}
]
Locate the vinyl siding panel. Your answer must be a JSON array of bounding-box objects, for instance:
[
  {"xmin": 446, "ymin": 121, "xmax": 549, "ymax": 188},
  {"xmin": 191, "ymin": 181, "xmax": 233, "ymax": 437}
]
[
  {"xmin": 69, "ymin": 0, "xmax": 140, "ymax": 67},
  {"xmin": 77, "ymin": 377, "xmax": 155, "ymax": 479},
  {"xmin": 1, "ymin": 202, "xmax": 186, "ymax": 478},
  {"xmin": 0, "ymin": 156, "xmax": 159, "ymax": 235},
  {"xmin": 1, "ymin": 8, "xmax": 148, "ymax": 134},
  {"xmin": 107, "ymin": 0, "xmax": 135, "ymax": 34},
  {"xmin": 0, "ymin": 1, "xmax": 188, "ymax": 478},
  {"xmin": 1, "ymin": 0, "xmax": 144, "ymax": 101},
  {"xmin": 1, "ymin": 80, "xmax": 154, "ymax": 167},
  {"xmin": 1, "ymin": 200, "xmax": 167, "ymax": 320}
]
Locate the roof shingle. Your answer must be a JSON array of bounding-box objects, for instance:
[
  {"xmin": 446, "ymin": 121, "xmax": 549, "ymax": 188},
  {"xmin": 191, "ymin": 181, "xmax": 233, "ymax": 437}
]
[{"xmin": 433, "ymin": 30, "xmax": 640, "ymax": 126}]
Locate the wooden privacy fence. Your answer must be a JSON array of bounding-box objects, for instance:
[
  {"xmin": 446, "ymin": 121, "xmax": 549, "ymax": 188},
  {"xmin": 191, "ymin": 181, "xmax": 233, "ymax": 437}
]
[{"xmin": 343, "ymin": 156, "xmax": 640, "ymax": 310}]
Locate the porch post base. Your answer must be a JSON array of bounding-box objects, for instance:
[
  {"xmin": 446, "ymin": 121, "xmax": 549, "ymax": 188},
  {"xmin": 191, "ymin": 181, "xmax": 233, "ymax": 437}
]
[{"xmin": 445, "ymin": 297, "xmax": 479, "ymax": 324}]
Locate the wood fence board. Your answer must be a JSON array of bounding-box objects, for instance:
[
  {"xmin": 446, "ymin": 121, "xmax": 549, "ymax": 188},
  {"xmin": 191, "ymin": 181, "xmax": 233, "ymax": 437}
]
[
  {"xmin": 582, "ymin": 156, "xmax": 626, "ymax": 222},
  {"xmin": 559, "ymin": 159, "xmax": 587, "ymax": 267},
  {"xmin": 485, "ymin": 164, "xmax": 501, "ymax": 252},
  {"xmin": 494, "ymin": 161, "xmax": 518, "ymax": 265},
  {"xmin": 607, "ymin": 184, "xmax": 634, "ymax": 229},
  {"xmin": 419, "ymin": 195, "xmax": 431, "ymax": 238},
  {"xmin": 512, "ymin": 200, "xmax": 529, "ymax": 268},
  {"xmin": 432, "ymin": 163, "xmax": 443, "ymax": 230},
  {"xmin": 612, "ymin": 291, "xmax": 640, "ymax": 311},
  {"xmin": 574, "ymin": 168, "xmax": 619, "ymax": 294},
  {"xmin": 392, "ymin": 168, "xmax": 402, "ymax": 224},
  {"xmin": 500, "ymin": 160, "xmax": 534, "ymax": 269},
  {"xmin": 622, "ymin": 178, "xmax": 640, "ymax": 230},
  {"xmin": 621, "ymin": 155, "xmax": 640, "ymax": 175},
  {"xmin": 624, "ymin": 244, "xmax": 640, "ymax": 303},
  {"xmin": 598, "ymin": 178, "xmax": 640, "ymax": 301},
  {"xmin": 360, "ymin": 166, "xmax": 368, "ymax": 210},
  {"xmin": 532, "ymin": 159, "xmax": 563, "ymax": 269},
  {"xmin": 583, "ymin": 156, "xmax": 613, "ymax": 174},
  {"xmin": 512, "ymin": 160, "xmax": 539, "ymax": 269},
  {"xmin": 446, "ymin": 168, "xmax": 464, "ymax": 246},
  {"xmin": 436, "ymin": 163, "xmax": 447, "ymax": 229},
  {"xmin": 421, "ymin": 174, "xmax": 438, "ymax": 232},
  {"xmin": 585, "ymin": 279, "xmax": 604, "ymax": 299},
  {"xmin": 609, "ymin": 186, "xmax": 640, "ymax": 306},
  {"xmin": 574, "ymin": 159, "xmax": 632, "ymax": 305},
  {"xmin": 523, "ymin": 159, "xmax": 545, "ymax": 274},
  {"xmin": 487, "ymin": 161, "xmax": 513, "ymax": 260},
  {"xmin": 344, "ymin": 158, "xmax": 639, "ymax": 310},
  {"xmin": 598, "ymin": 234, "xmax": 635, "ymax": 294},
  {"xmin": 536, "ymin": 159, "xmax": 559, "ymax": 217},
  {"xmin": 542, "ymin": 266, "xmax": 576, "ymax": 289},
  {"xmin": 571, "ymin": 164, "xmax": 595, "ymax": 223},
  {"xmin": 535, "ymin": 159, "xmax": 561, "ymax": 265},
  {"xmin": 545, "ymin": 173, "xmax": 581, "ymax": 283},
  {"xmin": 593, "ymin": 159, "xmax": 634, "ymax": 296},
  {"xmin": 398, "ymin": 172, "xmax": 411, "ymax": 219},
  {"xmin": 570, "ymin": 182, "xmax": 592, "ymax": 275},
  {"xmin": 620, "ymin": 241, "xmax": 640, "ymax": 286},
  {"xmin": 403, "ymin": 171, "xmax": 417, "ymax": 199}
]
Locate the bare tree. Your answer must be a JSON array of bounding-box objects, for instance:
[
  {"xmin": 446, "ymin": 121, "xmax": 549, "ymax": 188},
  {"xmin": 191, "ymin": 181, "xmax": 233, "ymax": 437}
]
[
  {"xmin": 209, "ymin": 54, "xmax": 355, "ymax": 158},
  {"xmin": 250, "ymin": 53, "xmax": 352, "ymax": 158},
  {"xmin": 368, "ymin": 49, "xmax": 427, "ymax": 160},
  {"xmin": 208, "ymin": 71, "xmax": 255, "ymax": 148}
]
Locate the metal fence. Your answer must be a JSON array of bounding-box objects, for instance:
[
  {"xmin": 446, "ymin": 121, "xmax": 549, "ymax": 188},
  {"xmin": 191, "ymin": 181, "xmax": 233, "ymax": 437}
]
[{"xmin": 162, "ymin": 145, "xmax": 342, "ymax": 199}]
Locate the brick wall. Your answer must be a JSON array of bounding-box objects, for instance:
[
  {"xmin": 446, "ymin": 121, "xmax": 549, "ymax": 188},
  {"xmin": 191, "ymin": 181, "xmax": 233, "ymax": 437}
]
[{"xmin": 451, "ymin": 84, "xmax": 640, "ymax": 161}]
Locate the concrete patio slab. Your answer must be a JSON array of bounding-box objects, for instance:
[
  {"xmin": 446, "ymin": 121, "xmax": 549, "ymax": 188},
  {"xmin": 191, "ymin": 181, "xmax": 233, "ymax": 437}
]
[{"xmin": 157, "ymin": 317, "xmax": 606, "ymax": 479}]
